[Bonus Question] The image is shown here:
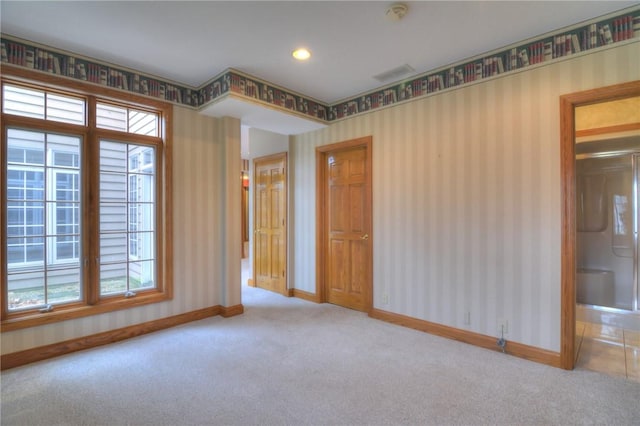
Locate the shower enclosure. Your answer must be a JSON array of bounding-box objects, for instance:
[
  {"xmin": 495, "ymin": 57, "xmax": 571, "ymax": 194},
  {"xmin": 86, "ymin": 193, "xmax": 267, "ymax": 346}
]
[{"xmin": 576, "ymin": 136, "xmax": 639, "ymax": 326}]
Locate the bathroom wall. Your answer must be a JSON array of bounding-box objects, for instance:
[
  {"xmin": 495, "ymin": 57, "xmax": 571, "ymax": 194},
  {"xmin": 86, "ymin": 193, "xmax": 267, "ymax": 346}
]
[
  {"xmin": 575, "ymin": 96, "xmax": 640, "ymax": 131},
  {"xmin": 290, "ymin": 41, "xmax": 640, "ymax": 353},
  {"xmin": 577, "ymin": 155, "xmax": 635, "ymax": 309}
]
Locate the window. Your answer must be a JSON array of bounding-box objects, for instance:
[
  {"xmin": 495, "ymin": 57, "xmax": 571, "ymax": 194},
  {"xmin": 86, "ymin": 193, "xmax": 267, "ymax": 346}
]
[
  {"xmin": 96, "ymin": 102, "xmax": 158, "ymax": 136},
  {"xmin": 3, "ymin": 84, "xmax": 85, "ymax": 125},
  {"xmin": 2, "ymin": 75, "xmax": 172, "ymax": 330},
  {"xmin": 99, "ymin": 141, "xmax": 155, "ymax": 296},
  {"xmin": 6, "ymin": 129, "xmax": 82, "ymax": 310}
]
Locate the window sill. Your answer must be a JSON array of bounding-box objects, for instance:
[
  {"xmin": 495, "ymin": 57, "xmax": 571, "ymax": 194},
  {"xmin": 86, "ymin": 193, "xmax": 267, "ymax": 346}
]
[{"xmin": 1, "ymin": 291, "xmax": 172, "ymax": 332}]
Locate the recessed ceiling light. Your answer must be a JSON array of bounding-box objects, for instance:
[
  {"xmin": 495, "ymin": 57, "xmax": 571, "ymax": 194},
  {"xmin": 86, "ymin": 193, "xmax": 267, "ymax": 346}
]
[{"xmin": 292, "ymin": 48, "xmax": 311, "ymax": 60}]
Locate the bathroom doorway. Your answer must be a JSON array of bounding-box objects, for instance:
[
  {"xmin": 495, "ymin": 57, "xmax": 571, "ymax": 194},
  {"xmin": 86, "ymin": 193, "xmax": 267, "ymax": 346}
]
[
  {"xmin": 574, "ymin": 144, "xmax": 640, "ymax": 381},
  {"xmin": 560, "ymin": 81, "xmax": 640, "ymax": 371}
]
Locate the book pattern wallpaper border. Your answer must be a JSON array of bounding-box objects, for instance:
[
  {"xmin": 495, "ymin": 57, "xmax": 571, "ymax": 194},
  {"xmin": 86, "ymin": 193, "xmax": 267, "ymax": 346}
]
[{"xmin": 1, "ymin": 7, "xmax": 638, "ymax": 123}]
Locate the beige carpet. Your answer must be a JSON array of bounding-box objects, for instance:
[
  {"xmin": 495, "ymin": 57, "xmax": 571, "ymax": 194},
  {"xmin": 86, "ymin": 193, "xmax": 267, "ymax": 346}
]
[{"xmin": 2, "ymin": 281, "xmax": 639, "ymax": 425}]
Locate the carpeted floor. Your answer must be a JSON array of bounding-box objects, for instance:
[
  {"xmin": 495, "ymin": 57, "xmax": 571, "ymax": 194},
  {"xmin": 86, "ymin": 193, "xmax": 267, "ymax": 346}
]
[{"xmin": 2, "ymin": 280, "xmax": 639, "ymax": 425}]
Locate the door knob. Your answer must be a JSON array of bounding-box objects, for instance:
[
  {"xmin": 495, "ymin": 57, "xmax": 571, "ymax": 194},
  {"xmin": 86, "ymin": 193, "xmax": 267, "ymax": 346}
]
[{"xmin": 361, "ymin": 234, "xmax": 369, "ymax": 240}]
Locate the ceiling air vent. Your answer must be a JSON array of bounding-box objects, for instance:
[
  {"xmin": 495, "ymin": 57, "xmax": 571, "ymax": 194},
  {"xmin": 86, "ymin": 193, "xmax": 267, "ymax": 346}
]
[{"xmin": 372, "ymin": 64, "xmax": 415, "ymax": 83}]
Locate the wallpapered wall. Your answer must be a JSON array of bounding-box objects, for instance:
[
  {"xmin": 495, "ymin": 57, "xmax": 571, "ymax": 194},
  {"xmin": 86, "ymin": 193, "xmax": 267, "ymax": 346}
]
[
  {"xmin": 290, "ymin": 41, "xmax": 640, "ymax": 352},
  {"xmin": 1, "ymin": 107, "xmax": 236, "ymax": 355},
  {"xmin": 1, "ymin": 30, "xmax": 638, "ymax": 359}
]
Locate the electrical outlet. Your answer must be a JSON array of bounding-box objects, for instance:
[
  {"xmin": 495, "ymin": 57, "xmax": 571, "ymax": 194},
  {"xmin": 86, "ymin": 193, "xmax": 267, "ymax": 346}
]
[
  {"xmin": 464, "ymin": 311, "xmax": 471, "ymax": 325},
  {"xmin": 497, "ymin": 318, "xmax": 509, "ymax": 335},
  {"xmin": 382, "ymin": 293, "xmax": 389, "ymax": 305}
]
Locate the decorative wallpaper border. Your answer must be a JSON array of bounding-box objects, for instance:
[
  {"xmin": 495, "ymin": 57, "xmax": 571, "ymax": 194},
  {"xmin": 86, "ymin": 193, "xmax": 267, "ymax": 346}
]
[
  {"xmin": 0, "ymin": 35, "xmax": 201, "ymax": 107},
  {"xmin": 1, "ymin": 6, "xmax": 638, "ymax": 123},
  {"xmin": 329, "ymin": 8, "xmax": 640, "ymax": 120},
  {"xmin": 200, "ymin": 69, "xmax": 330, "ymax": 121}
]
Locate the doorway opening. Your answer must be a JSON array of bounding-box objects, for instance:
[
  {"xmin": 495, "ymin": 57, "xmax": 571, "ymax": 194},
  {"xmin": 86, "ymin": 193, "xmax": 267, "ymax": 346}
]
[
  {"xmin": 560, "ymin": 80, "xmax": 640, "ymax": 371},
  {"xmin": 252, "ymin": 153, "xmax": 288, "ymax": 296}
]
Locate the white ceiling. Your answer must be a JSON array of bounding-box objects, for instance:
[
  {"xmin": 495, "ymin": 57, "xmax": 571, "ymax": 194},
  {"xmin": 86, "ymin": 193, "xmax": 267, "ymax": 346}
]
[{"xmin": 1, "ymin": 1, "xmax": 637, "ymax": 134}]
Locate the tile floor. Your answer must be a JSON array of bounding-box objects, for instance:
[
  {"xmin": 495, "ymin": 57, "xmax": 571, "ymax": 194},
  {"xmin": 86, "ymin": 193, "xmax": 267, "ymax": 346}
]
[{"xmin": 575, "ymin": 321, "xmax": 640, "ymax": 382}]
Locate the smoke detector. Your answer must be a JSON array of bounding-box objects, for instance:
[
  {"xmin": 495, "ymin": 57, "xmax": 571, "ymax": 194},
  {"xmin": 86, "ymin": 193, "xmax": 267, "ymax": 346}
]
[{"xmin": 386, "ymin": 3, "xmax": 408, "ymax": 21}]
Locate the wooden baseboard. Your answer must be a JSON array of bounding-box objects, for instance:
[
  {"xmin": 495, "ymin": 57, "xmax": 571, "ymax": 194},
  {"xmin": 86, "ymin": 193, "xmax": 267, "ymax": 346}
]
[
  {"xmin": 247, "ymin": 279, "xmax": 255, "ymax": 287},
  {"xmin": 291, "ymin": 288, "xmax": 321, "ymax": 303},
  {"xmin": 1, "ymin": 305, "xmax": 242, "ymax": 370},
  {"xmin": 220, "ymin": 304, "xmax": 244, "ymax": 318},
  {"xmin": 369, "ymin": 308, "xmax": 561, "ymax": 368}
]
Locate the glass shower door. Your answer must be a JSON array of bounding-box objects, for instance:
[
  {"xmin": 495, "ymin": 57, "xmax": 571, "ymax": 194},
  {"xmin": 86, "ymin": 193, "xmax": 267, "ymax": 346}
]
[{"xmin": 576, "ymin": 152, "xmax": 638, "ymax": 312}]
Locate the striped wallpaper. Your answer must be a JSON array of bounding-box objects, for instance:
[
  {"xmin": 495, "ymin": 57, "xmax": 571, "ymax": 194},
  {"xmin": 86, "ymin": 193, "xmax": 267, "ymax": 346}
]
[
  {"xmin": 291, "ymin": 41, "xmax": 640, "ymax": 352},
  {"xmin": 2, "ymin": 41, "xmax": 638, "ymax": 358}
]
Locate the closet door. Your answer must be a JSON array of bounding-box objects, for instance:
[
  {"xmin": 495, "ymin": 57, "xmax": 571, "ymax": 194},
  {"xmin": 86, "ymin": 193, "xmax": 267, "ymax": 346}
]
[{"xmin": 253, "ymin": 153, "xmax": 287, "ymax": 295}]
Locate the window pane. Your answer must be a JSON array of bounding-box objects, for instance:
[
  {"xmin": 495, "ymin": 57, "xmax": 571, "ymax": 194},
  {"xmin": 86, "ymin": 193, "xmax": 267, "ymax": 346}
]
[
  {"xmin": 129, "ymin": 145, "xmax": 155, "ymax": 175},
  {"xmin": 96, "ymin": 104, "xmax": 159, "ymax": 136},
  {"xmin": 26, "ymin": 237, "xmax": 45, "ymax": 263},
  {"xmin": 100, "ymin": 232, "xmax": 127, "ymax": 262},
  {"xmin": 131, "ymin": 231, "xmax": 154, "ymax": 260},
  {"xmin": 46, "ymin": 93, "xmax": 85, "ymax": 125},
  {"xmin": 130, "ymin": 260, "xmax": 154, "ymax": 289},
  {"xmin": 2, "ymin": 84, "xmax": 45, "ymax": 119},
  {"xmin": 135, "ymin": 174, "xmax": 155, "ymax": 202},
  {"xmin": 7, "ymin": 202, "xmax": 45, "ymax": 238},
  {"xmin": 6, "ymin": 126, "xmax": 82, "ymax": 310},
  {"xmin": 96, "ymin": 103, "xmax": 127, "ymax": 132},
  {"xmin": 8, "ymin": 271, "xmax": 45, "ymax": 311},
  {"xmin": 55, "ymin": 203, "xmax": 80, "ymax": 234},
  {"xmin": 129, "ymin": 110, "xmax": 158, "ymax": 136},
  {"xmin": 7, "ymin": 129, "xmax": 45, "ymax": 165},
  {"xmin": 100, "ymin": 173, "xmax": 127, "ymax": 202},
  {"xmin": 7, "ymin": 207, "xmax": 25, "ymax": 236},
  {"xmin": 7, "ymin": 236, "xmax": 45, "ymax": 266},
  {"xmin": 2, "ymin": 84, "xmax": 85, "ymax": 124},
  {"xmin": 129, "ymin": 234, "xmax": 138, "ymax": 258},
  {"xmin": 128, "ymin": 175, "xmax": 138, "ymax": 202},
  {"xmin": 100, "ymin": 203, "xmax": 127, "ymax": 232},
  {"xmin": 129, "ymin": 203, "xmax": 154, "ymax": 232},
  {"xmin": 100, "ymin": 263, "xmax": 127, "ymax": 295},
  {"xmin": 7, "ymin": 237, "xmax": 27, "ymax": 265},
  {"xmin": 100, "ymin": 141, "xmax": 127, "ymax": 172},
  {"xmin": 51, "ymin": 172, "xmax": 80, "ymax": 202},
  {"xmin": 47, "ymin": 268, "xmax": 81, "ymax": 305},
  {"xmin": 58, "ymin": 175, "xmax": 79, "ymax": 201},
  {"xmin": 49, "ymin": 235, "xmax": 80, "ymax": 263},
  {"xmin": 48, "ymin": 133, "xmax": 81, "ymax": 168},
  {"xmin": 7, "ymin": 169, "xmax": 45, "ymax": 201}
]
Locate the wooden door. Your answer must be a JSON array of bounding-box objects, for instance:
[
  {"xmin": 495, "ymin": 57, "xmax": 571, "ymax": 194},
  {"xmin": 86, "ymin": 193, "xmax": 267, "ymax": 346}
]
[
  {"xmin": 318, "ymin": 137, "xmax": 372, "ymax": 312},
  {"xmin": 253, "ymin": 154, "xmax": 287, "ymax": 295}
]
